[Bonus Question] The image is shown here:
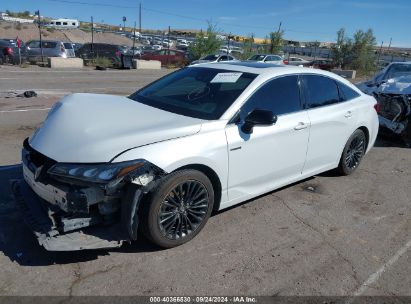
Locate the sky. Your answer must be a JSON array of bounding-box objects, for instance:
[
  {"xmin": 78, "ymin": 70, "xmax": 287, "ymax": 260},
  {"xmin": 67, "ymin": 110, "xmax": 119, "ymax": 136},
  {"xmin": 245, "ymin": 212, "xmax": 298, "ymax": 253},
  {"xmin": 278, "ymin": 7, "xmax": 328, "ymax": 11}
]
[{"xmin": 2, "ymin": 0, "xmax": 411, "ymax": 47}]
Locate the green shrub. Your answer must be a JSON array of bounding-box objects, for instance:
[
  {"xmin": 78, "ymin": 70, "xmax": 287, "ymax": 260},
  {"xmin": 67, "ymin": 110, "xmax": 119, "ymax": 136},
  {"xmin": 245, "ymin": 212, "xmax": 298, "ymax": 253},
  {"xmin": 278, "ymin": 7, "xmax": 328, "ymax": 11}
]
[
  {"xmin": 15, "ymin": 23, "xmax": 22, "ymax": 31},
  {"xmin": 94, "ymin": 56, "xmax": 112, "ymax": 68}
]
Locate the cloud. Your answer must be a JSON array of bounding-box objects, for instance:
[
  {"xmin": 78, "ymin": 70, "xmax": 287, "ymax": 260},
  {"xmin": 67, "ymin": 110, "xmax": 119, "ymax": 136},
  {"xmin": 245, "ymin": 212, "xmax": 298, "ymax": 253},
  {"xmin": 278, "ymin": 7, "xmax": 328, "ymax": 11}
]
[{"xmin": 218, "ymin": 16, "xmax": 237, "ymax": 21}]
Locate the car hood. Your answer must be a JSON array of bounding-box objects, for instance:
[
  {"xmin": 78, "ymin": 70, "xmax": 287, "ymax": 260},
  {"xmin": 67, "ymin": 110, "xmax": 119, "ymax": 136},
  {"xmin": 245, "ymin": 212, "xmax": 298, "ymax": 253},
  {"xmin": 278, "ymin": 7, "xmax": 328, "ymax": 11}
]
[
  {"xmin": 376, "ymin": 75, "xmax": 411, "ymax": 95},
  {"xmin": 29, "ymin": 93, "xmax": 204, "ymax": 163}
]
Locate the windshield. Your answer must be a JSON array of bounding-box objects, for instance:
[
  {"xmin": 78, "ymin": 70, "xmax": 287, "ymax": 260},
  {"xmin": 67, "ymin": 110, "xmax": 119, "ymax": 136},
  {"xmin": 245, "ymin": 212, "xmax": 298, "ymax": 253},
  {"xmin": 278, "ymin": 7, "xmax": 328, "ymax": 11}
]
[
  {"xmin": 248, "ymin": 55, "xmax": 265, "ymax": 61},
  {"xmin": 129, "ymin": 67, "xmax": 257, "ymax": 120},
  {"xmin": 385, "ymin": 64, "xmax": 411, "ymax": 79},
  {"xmin": 202, "ymin": 55, "xmax": 219, "ymax": 61}
]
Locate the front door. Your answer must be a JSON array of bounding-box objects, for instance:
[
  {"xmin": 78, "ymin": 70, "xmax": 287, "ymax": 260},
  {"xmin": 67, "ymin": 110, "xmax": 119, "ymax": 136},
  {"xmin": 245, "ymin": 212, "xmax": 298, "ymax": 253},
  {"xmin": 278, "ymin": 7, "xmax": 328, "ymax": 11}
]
[{"xmin": 225, "ymin": 75, "xmax": 310, "ymax": 205}]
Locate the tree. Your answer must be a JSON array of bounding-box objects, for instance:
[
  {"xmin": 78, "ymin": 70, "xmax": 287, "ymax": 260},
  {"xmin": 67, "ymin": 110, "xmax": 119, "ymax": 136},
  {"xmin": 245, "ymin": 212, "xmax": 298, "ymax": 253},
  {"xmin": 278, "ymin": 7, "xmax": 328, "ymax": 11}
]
[
  {"xmin": 188, "ymin": 22, "xmax": 221, "ymax": 60},
  {"xmin": 239, "ymin": 33, "xmax": 255, "ymax": 60},
  {"xmin": 269, "ymin": 29, "xmax": 283, "ymax": 54},
  {"xmin": 351, "ymin": 29, "xmax": 377, "ymax": 75},
  {"xmin": 332, "ymin": 28, "xmax": 353, "ymax": 68},
  {"xmin": 331, "ymin": 27, "xmax": 376, "ymax": 74}
]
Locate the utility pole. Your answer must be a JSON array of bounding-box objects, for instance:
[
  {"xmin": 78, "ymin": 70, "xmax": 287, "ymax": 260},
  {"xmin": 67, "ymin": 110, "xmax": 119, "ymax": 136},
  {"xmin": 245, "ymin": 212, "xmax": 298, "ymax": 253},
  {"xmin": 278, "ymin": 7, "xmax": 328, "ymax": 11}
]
[
  {"xmin": 91, "ymin": 16, "xmax": 94, "ymax": 57},
  {"xmin": 139, "ymin": 2, "xmax": 142, "ymax": 35},
  {"xmin": 132, "ymin": 21, "xmax": 136, "ymax": 59},
  {"xmin": 387, "ymin": 38, "xmax": 393, "ymax": 62},
  {"xmin": 277, "ymin": 21, "xmax": 282, "ymax": 33},
  {"xmin": 227, "ymin": 33, "xmax": 231, "ymax": 54},
  {"xmin": 35, "ymin": 10, "xmax": 44, "ymax": 63},
  {"xmin": 377, "ymin": 41, "xmax": 383, "ymax": 63},
  {"xmin": 166, "ymin": 25, "xmax": 170, "ymax": 66}
]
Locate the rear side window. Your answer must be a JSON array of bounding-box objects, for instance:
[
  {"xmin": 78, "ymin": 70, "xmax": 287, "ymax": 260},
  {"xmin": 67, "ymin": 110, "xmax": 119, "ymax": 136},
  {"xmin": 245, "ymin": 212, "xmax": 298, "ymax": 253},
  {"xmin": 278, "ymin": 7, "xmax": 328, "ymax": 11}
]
[
  {"xmin": 242, "ymin": 75, "xmax": 301, "ymax": 117},
  {"xmin": 63, "ymin": 43, "xmax": 73, "ymax": 49},
  {"xmin": 337, "ymin": 82, "xmax": 360, "ymax": 101},
  {"xmin": 42, "ymin": 42, "xmax": 57, "ymax": 48},
  {"xmin": 302, "ymin": 75, "xmax": 340, "ymax": 108}
]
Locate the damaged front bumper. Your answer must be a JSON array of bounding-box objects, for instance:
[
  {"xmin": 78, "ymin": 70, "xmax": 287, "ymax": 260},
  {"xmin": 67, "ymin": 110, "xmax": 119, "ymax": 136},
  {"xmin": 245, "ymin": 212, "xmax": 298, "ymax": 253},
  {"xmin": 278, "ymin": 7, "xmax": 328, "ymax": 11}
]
[
  {"xmin": 11, "ymin": 179, "xmax": 127, "ymax": 251},
  {"xmin": 11, "ymin": 139, "xmax": 164, "ymax": 251}
]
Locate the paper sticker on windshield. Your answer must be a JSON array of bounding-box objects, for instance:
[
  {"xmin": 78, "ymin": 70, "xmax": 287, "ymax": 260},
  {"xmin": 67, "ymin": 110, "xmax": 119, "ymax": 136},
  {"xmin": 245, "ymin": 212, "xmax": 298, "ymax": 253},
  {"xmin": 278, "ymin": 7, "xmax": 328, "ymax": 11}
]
[{"xmin": 211, "ymin": 72, "xmax": 243, "ymax": 83}]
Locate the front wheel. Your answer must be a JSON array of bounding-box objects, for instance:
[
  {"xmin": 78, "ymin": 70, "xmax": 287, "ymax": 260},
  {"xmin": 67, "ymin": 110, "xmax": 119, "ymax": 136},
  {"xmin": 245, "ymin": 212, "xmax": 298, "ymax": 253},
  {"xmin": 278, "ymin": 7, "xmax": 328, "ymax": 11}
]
[
  {"xmin": 338, "ymin": 129, "xmax": 367, "ymax": 175},
  {"xmin": 141, "ymin": 169, "xmax": 214, "ymax": 248}
]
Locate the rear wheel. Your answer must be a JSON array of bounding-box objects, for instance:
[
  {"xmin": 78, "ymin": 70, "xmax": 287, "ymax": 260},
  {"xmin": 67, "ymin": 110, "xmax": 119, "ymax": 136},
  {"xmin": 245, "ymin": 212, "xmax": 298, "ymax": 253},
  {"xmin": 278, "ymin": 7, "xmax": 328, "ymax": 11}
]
[
  {"xmin": 338, "ymin": 129, "xmax": 366, "ymax": 175},
  {"xmin": 141, "ymin": 169, "xmax": 214, "ymax": 248}
]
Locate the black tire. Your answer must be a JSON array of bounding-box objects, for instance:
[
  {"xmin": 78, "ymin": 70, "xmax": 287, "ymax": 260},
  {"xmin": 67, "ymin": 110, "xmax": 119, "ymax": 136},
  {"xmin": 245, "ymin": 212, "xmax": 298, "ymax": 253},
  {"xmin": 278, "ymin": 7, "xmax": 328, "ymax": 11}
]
[
  {"xmin": 338, "ymin": 129, "xmax": 367, "ymax": 175},
  {"xmin": 140, "ymin": 169, "xmax": 214, "ymax": 248}
]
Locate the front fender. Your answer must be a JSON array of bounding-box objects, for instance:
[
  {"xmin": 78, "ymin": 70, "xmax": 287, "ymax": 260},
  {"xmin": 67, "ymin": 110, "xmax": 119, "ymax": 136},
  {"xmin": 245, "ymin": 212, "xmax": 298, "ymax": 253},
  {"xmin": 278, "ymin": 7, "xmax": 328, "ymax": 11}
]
[{"xmin": 112, "ymin": 125, "xmax": 229, "ymax": 202}]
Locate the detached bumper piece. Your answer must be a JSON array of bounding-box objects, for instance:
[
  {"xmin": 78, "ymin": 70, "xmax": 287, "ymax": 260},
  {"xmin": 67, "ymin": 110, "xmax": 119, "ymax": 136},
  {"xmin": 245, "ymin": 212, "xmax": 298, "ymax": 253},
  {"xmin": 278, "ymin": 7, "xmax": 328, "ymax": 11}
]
[{"xmin": 11, "ymin": 179, "xmax": 128, "ymax": 251}]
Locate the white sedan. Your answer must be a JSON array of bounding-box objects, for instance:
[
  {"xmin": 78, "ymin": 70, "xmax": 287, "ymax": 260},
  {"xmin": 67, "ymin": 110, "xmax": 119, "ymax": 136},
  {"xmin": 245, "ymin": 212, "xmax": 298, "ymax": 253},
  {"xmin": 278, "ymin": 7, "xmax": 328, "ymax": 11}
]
[{"xmin": 13, "ymin": 62, "xmax": 379, "ymax": 251}]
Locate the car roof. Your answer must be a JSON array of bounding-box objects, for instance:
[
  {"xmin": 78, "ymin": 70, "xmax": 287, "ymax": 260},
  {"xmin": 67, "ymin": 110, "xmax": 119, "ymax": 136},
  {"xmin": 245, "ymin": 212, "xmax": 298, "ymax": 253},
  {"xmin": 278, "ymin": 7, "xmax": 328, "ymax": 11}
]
[
  {"xmin": 189, "ymin": 61, "xmax": 355, "ymax": 82},
  {"xmin": 190, "ymin": 61, "xmax": 291, "ymax": 74},
  {"xmin": 388, "ymin": 62, "xmax": 411, "ymax": 66}
]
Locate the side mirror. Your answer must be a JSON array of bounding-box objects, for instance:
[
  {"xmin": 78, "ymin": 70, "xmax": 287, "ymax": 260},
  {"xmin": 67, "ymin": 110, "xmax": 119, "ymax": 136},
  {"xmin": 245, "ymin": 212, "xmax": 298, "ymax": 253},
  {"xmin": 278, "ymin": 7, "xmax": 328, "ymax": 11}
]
[{"xmin": 241, "ymin": 109, "xmax": 277, "ymax": 134}]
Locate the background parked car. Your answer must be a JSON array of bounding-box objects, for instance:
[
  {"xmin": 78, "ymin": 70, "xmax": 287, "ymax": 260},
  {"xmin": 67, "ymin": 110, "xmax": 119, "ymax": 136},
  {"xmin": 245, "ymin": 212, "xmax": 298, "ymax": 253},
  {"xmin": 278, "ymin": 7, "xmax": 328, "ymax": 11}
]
[
  {"xmin": 247, "ymin": 54, "xmax": 286, "ymax": 65},
  {"xmin": 141, "ymin": 45, "xmax": 156, "ymax": 54},
  {"xmin": 129, "ymin": 46, "xmax": 142, "ymax": 56},
  {"xmin": 310, "ymin": 59, "xmax": 334, "ymax": 71},
  {"xmin": 0, "ymin": 39, "xmax": 27, "ymax": 65},
  {"xmin": 141, "ymin": 49, "xmax": 188, "ymax": 66},
  {"xmin": 63, "ymin": 42, "xmax": 76, "ymax": 58},
  {"xmin": 287, "ymin": 56, "xmax": 311, "ymax": 66},
  {"xmin": 26, "ymin": 40, "xmax": 74, "ymax": 62},
  {"xmin": 190, "ymin": 54, "xmax": 237, "ymax": 65},
  {"xmin": 76, "ymin": 43, "xmax": 127, "ymax": 65}
]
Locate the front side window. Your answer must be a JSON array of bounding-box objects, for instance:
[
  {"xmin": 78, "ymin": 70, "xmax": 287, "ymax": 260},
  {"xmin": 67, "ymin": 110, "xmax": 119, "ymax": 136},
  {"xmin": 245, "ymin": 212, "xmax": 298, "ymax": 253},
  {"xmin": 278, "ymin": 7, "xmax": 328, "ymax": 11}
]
[
  {"xmin": 240, "ymin": 75, "xmax": 301, "ymax": 118},
  {"xmin": 129, "ymin": 67, "xmax": 257, "ymax": 120},
  {"xmin": 302, "ymin": 75, "xmax": 340, "ymax": 109}
]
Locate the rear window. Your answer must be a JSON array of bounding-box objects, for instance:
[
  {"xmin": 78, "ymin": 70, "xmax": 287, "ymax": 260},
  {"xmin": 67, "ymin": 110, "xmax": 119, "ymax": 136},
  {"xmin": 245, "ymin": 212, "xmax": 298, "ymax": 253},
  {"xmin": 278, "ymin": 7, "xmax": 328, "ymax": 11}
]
[
  {"xmin": 338, "ymin": 82, "xmax": 360, "ymax": 101},
  {"xmin": 129, "ymin": 67, "xmax": 257, "ymax": 120}
]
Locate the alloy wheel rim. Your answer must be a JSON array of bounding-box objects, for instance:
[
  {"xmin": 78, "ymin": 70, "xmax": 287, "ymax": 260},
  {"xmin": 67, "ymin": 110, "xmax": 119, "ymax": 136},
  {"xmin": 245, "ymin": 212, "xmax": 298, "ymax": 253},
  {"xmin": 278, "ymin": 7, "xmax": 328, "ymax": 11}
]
[
  {"xmin": 345, "ymin": 135, "xmax": 365, "ymax": 170},
  {"xmin": 158, "ymin": 180, "xmax": 209, "ymax": 240}
]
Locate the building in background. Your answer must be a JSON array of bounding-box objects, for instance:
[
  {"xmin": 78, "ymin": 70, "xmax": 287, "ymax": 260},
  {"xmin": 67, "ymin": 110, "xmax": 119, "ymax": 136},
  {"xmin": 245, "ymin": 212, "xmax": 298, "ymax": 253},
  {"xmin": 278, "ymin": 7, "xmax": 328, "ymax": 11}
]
[{"xmin": 48, "ymin": 18, "xmax": 79, "ymax": 28}]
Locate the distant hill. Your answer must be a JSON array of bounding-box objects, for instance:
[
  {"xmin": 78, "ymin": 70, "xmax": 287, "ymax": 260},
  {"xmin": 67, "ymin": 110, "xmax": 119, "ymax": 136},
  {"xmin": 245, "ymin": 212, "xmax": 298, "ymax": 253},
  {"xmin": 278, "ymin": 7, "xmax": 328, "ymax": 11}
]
[{"xmin": 0, "ymin": 21, "xmax": 136, "ymax": 46}]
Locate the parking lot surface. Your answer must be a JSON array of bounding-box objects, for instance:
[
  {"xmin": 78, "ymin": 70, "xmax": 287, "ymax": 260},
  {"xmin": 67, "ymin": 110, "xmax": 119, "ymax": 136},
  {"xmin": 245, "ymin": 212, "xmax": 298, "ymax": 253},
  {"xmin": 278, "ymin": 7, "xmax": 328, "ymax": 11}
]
[{"xmin": 0, "ymin": 67, "xmax": 410, "ymax": 296}]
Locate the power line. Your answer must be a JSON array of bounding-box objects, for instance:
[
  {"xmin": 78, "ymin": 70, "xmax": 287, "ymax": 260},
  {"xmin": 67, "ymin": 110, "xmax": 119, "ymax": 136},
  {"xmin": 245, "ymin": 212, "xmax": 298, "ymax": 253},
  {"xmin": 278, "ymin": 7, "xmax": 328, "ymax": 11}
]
[
  {"xmin": 45, "ymin": 0, "xmax": 336, "ymax": 38},
  {"xmin": 47, "ymin": 0, "xmax": 138, "ymax": 9}
]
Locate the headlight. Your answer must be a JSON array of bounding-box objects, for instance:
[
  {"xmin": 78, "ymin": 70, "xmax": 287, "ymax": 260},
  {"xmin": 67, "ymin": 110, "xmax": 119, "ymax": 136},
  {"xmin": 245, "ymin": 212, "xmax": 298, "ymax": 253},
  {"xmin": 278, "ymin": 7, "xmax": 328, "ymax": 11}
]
[{"xmin": 48, "ymin": 160, "xmax": 146, "ymax": 183}]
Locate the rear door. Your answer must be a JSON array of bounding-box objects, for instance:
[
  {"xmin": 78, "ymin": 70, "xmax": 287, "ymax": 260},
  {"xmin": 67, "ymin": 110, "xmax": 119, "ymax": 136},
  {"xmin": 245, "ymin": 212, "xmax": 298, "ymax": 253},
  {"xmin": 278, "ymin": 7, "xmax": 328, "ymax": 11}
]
[{"xmin": 301, "ymin": 74, "xmax": 359, "ymax": 175}]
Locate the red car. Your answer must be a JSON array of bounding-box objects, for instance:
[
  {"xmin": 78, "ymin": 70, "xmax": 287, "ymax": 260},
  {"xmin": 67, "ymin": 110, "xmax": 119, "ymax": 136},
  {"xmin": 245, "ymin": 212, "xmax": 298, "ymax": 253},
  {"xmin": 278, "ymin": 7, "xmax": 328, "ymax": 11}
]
[
  {"xmin": 141, "ymin": 49, "xmax": 188, "ymax": 66},
  {"xmin": 310, "ymin": 59, "xmax": 335, "ymax": 71}
]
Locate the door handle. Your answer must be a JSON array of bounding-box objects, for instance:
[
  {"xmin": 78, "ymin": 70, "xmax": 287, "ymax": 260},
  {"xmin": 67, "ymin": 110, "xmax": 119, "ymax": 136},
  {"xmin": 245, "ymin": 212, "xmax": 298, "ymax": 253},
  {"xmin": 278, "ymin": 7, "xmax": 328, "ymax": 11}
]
[
  {"xmin": 344, "ymin": 111, "xmax": 353, "ymax": 118},
  {"xmin": 294, "ymin": 122, "xmax": 308, "ymax": 130}
]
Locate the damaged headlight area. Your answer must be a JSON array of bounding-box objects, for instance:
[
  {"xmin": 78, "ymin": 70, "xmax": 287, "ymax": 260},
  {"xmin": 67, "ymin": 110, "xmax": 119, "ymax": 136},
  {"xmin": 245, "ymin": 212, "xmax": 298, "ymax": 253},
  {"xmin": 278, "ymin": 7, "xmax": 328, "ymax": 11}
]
[
  {"xmin": 13, "ymin": 140, "xmax": 166, "ymax": 251},
  {"xmin": 48, "ymin": 161, "xmax": 146, "ymax": 184}
]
